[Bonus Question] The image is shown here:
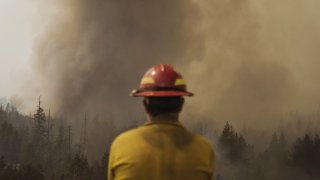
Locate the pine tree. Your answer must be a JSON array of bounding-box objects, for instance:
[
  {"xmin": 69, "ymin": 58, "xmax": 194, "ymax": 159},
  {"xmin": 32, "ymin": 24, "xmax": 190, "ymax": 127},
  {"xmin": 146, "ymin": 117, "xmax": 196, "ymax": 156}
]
[
  {"xmin": 219, "ymin": 121, "xmax": 253, "ymax": 164},
  {"xmin": 32, "ymin": 96, "xmax": 48, "ymax": 145},
  {"xmin": 5, "ymin": 103, "xmax": 10, "ymax": 114},
  {"xmin": 261, "ymin": 131, "xmax": 289, "ymax": 180},
  {"xmin": 279, "ymin": 132, "xmax": 287, "ymax": 148},
  {"xmin": 30, "ymin": 96, "xmax": 49, "ymax": 166},
  {"xmin": 220, "ymin": 122, "xmax": 237, "ymax": 148},
  {"xmin": 291, "ymin": 134, "xmax": 318, "ymax": 178},
  {"xmin": 263, "ymin": 133, "xmax": 279, "ymax": 159},
  {"xmin": 270, "ymin": 133, "xmax": 278, "ymax": 147},
  {"xmin": 0, "ymin": 106, "xmax": 6, "ymax": 122},
  {"xmin": 314, "ymin": 134, "xmax": 320, "ymax": 177},
  {"xmin": 218, "ymin": 122, "xmax": 255, "ymax": 180}
]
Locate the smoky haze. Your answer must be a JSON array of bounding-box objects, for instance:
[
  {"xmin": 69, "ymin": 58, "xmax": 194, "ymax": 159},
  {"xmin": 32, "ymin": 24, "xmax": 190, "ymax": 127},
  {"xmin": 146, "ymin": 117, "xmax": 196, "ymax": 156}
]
[
  {"xmin": 31, "ymin": 0, "xmax": 202, "ymax": 119},
  {"xmin": 182, "ymin": 0, "xmax": 320, "ymax": 130},
  {"xmin": 28, "ymin": 0, "xmax": 320, "ymax": 160}
]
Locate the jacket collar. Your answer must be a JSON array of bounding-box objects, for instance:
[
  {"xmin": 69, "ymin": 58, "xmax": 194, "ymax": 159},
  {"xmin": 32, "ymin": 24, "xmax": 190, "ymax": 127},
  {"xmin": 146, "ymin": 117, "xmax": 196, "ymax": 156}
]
[{"xmin": 142, "ymin": 113, "xmax": 184, "ymax": 128}]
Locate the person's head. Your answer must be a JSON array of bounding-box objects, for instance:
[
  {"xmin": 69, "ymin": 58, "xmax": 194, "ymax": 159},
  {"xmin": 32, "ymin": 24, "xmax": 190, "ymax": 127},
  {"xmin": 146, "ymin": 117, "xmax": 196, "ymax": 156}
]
[
  {"xmin": 130, "ymin": 64, "xmax": 193, "ymax": 119},
  {"xmin": 143, "ymin": 96, "xmax": 184, "ymax": 117}
]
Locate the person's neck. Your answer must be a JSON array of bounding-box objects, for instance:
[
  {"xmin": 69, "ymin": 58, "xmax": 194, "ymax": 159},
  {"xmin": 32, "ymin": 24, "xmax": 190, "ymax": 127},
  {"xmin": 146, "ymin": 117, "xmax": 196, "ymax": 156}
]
[{"xmin": 148, "ymin": 113, "xmax": 179, "ymax": 122}]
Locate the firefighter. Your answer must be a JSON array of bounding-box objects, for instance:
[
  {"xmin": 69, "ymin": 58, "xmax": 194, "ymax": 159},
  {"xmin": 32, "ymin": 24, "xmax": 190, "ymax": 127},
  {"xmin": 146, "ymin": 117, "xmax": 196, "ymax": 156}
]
[{"xmin": 108, "ymin": 64, "xmax": 215, "ymax": 180}]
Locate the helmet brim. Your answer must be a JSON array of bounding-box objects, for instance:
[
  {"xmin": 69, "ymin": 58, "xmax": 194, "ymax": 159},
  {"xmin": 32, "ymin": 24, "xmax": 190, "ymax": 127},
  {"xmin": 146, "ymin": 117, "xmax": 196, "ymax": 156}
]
[{"xmin": 130, "ymin": 90, "xmax": 193, "ymax": 97}]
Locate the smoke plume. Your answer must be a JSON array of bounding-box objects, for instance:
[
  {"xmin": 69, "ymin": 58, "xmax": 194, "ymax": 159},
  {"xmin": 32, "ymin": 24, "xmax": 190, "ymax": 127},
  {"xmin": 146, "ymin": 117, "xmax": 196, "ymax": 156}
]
[
  {"xmin": 28, "ymin": 0, "xmax": 320, "ymax": 159},
  {"xmin": 31, "ymin": 0, "xmax": 202, "ymax": 119}
]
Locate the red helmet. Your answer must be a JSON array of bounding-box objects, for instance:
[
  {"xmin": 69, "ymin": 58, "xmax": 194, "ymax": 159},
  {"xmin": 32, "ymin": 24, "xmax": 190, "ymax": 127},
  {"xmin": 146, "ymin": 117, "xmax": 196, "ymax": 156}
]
[{"xmin": 131, "ymin": 64, "xmax": 193, "ymax": 97}]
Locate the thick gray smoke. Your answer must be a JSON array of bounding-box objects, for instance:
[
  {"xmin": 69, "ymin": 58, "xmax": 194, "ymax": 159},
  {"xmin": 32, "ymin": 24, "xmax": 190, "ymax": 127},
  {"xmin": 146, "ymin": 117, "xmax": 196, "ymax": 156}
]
[
  {"xmin": 28, "ymin": 0, "xmax": 320, "ymax": 159},
  {"xmin": 183, "ymin": 1, "xmax": 320, "ymax": 126},
  {"xmin": 30, "ymin": 0, "xmax": 203, "ymax": 160},
  {"xmin": 31, "ymin": 0, "xmax": 202, "ymax": 119}
]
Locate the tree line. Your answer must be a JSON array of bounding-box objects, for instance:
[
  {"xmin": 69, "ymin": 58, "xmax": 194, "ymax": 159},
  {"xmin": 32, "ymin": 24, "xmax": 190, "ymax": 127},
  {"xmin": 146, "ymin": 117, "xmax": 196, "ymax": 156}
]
[
  {"xmin": 216, "ymin": 122, "xmax": 320, "ymax": 180},
  {"xmin": 0, "ymin": 100, "xmax": 320, "ymax": 179},
  {"xmin": 0, "ymin": 100, "xmax": 109, "ymax": 180}
]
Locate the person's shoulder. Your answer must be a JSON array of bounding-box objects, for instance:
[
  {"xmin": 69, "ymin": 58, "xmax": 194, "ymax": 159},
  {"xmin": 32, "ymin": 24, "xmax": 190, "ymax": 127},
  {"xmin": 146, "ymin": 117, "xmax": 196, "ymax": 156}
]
[
  {"xmin": 111, "ymin": 126, "xmax": 144, "ymax": 147},
  {"xmin": 193, "ymin": 134, "xmax": 214, "ymax": 150},
  {"xmin": 114, "ymin": 127, "xmax": 139, "ymax": 141}
]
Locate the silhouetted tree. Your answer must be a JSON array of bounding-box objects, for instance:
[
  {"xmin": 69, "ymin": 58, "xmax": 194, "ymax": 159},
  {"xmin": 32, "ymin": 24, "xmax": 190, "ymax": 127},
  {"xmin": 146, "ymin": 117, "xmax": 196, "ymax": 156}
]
[
  {"xmin": 217, "ymin": 122, "xmax": 255, "ymax": 180},
  {"xmin": 264, "ymin": 132, "xmax": 288, "ymax": 164},
  {"xmin": 0, "ymin": 106, "xmax": 6, "ymax": 122},
  {"xmin": 314, "ymin": 134, "xmax": 320, "ymax": 168},
  {"xmin": 32, "ymin": 97, "xmax": 48, "ymax": 145},
  {"xmin": 291, "ymin": 134, "xmax": 318, "ymax": 179},
  {"xmin": 219, "ymin": 122, "xmax": 254, "ymax": 164},
  {"xmin": 255, "ymin": 132, "xmax": 292, "ymax": 180}
]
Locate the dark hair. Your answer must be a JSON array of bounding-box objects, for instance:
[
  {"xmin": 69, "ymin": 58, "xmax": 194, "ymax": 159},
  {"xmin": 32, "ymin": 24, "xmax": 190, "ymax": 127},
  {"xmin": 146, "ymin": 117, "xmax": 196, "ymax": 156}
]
[{"xmin": 143, "ymin": 97, "xmax": 184, "ymax": 117}]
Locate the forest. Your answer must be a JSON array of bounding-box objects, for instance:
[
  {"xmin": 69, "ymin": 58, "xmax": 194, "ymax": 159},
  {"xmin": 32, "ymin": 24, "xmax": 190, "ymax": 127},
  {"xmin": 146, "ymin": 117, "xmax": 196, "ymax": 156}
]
[
  {"xmin": 0, "ymin": 100, "xmax": 319, "ymax": 180},
  {"xmin": 0, "ymin": 100, "xmax": 109, "ymax": 180}
]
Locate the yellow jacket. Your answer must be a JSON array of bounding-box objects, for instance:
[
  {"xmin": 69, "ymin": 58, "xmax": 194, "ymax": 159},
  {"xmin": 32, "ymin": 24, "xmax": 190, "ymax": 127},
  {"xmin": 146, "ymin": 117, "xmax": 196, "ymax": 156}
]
[{"xmin": 108, "ymin": 116, "xmax": 215, "ymax": 180}]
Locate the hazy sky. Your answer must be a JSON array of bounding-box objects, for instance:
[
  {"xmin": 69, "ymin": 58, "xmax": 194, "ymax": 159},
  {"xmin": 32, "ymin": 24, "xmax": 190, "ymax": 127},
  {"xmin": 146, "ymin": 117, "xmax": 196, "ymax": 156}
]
[{"xmin": 0, "ymin": 0, "xmax": 35, "ymax": 97}]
